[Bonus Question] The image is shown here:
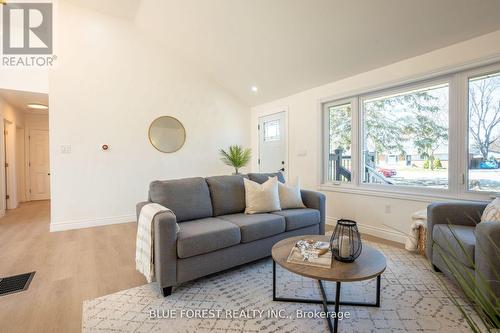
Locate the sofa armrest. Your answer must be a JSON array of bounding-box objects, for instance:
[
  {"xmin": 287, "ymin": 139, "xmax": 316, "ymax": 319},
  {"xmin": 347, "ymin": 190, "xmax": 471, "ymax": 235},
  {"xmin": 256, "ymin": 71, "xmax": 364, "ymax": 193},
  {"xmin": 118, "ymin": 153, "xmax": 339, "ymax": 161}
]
[
  {"xmin": 301, "ymin": 189, "xmax": 326, "ymax": 235},
  {"xmin": 137, "ymin": 201, "xmax": 178, "ymax": 289},
  {"xmin": 153, "ymin": 210, "xmax": 178, "ymax": 289},
  {"xmin": 426, "ymin": 201, "xmax": 487, "ymax": 260},
  {"xmin": 136, "ymin": 201, "xmax": 150, "ymax": 221},
  {"xmin": 475, "ymin": 221, "xmax": 500, "ymax": 302}
]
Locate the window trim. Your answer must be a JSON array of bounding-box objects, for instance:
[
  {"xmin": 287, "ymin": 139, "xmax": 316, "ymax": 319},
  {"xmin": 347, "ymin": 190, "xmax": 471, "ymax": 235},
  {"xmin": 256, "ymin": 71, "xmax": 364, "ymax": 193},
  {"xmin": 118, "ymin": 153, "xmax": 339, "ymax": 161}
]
[{"xmin": 321, "ymin": 61, "xmax": 500, "ymax": 202}]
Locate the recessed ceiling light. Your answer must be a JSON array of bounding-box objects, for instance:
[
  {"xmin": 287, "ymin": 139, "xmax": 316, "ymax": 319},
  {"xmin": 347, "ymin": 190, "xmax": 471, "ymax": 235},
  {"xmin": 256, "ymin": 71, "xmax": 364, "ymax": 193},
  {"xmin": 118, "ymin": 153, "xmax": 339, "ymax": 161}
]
[
  {"xmin": 251, "ymin": 86, "xmax": 259, "ymax": 93},
  {"xmin": 27, "ymin": 103, "xmax": 48, "ymax": 110}
]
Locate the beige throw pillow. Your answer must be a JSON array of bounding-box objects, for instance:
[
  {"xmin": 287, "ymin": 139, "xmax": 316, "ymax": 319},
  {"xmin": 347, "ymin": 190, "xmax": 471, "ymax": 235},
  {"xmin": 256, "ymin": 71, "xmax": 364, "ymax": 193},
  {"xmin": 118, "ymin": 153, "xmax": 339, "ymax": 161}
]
[
  {"xmin": 276, "ymin": 177, "xmax": 306, "ymax": 209},
  {"xmin": 244, "ymin": 177, "xmax": 281, "ymax": 214},
  {"xmin": 481, "ymin": 197, "xmax": 500, "ymax": 222}
]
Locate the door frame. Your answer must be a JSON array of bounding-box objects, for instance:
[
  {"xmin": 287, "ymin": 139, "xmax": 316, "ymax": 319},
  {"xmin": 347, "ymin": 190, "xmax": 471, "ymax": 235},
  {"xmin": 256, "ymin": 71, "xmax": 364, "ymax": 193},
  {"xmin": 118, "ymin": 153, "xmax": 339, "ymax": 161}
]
[
  {"xmin": 257, "ymin": 108, "xmax": 289, "ymax": 181},
  {"xmin": 26, "ymin": 127, "xmax": 50, "ymax": 201},
  {"xmin": 3, "ymin": 120, "xmax": 18, "ymax": 209},
  {"xmin": 15, "ymin": 125, "xmax": 26, "ymax": 203}
]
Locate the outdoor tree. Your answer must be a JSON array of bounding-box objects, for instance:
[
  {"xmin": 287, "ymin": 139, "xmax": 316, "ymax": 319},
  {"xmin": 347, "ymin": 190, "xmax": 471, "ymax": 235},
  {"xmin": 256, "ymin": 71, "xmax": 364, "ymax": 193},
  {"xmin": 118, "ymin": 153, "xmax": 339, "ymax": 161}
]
[
  {"xmin": 405, "ymin": 113, "xmax": 448, "ymax": 170},
  {"xmin": 328, "ymin": 104, "xmax": 352, "ymax": 153},
  {"xmin": 364, "ymin": 99, "xmax": 406, "ymax": 156},
  {"xmin": 329, "ymin": 88, "xmax": 449, "ymax": 176},
  {"xmin": 469, "ymin": 75, "xmax": 500, "ymax": 160},
  {"xmin": 362, "ymin": 90, "xmax": 446, "ymax": 158}
]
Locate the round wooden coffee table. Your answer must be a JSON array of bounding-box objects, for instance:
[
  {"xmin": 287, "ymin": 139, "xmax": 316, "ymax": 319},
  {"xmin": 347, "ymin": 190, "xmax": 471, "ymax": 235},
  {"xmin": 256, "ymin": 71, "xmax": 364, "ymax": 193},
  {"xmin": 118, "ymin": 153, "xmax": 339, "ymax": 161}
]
[{"xmin": 272, "ymin": 235, "xmax": 386, "ymax": 333}]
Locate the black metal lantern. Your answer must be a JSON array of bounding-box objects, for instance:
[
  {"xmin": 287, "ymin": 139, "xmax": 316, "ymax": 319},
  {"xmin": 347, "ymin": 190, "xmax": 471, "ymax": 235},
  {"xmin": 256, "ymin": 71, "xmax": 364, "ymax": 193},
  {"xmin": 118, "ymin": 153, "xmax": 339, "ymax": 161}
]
[{"xmin": 330, "ymin": 219, "xmax": 362, "ymax": 262}]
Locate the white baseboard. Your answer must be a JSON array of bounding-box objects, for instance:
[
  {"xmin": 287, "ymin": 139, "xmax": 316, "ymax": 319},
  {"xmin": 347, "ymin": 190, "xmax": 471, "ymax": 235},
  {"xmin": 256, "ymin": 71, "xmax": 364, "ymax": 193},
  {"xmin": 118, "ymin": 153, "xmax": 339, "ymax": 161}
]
[
  {"xmin": 50, "ymin": 214, "xmax": 136, "ymax": 232},
  {"xmin": 326, "ymin": 217, "xmax": 406, "ymax": 244}
]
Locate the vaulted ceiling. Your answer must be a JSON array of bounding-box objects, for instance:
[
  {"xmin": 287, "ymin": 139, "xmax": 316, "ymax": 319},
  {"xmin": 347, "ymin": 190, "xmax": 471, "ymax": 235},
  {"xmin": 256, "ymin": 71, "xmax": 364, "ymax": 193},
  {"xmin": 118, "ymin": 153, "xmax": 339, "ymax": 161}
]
[{"xmin": 67, "ymin": 0, "xmax": 500, "ymax": 106}]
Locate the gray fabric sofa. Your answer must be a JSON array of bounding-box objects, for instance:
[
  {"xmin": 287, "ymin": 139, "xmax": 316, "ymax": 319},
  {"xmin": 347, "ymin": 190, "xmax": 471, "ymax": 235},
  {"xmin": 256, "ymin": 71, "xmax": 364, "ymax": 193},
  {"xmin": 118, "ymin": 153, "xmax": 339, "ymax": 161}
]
[
  {"xmin": 136, "ymin": 172, "xmax": 326, "ymax": 296},
  {"xmin": 427, "ymin": 201, "xmax": 500, "ymax": 308}
]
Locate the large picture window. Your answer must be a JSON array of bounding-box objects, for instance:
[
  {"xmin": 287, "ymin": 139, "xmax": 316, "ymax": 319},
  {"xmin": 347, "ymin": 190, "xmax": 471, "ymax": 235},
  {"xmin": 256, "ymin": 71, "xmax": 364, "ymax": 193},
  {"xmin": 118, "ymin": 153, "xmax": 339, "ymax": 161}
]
[
  {"xmin": 468, "ymin": 71, "xmax": 500, "ymax": 192},
  {"xmin": 323, "ymin": 62, "xmax": 500, "ymax": 199},
  {"xmin": 362, "ymin": 83, "xmax": 449, "ymax": 189}
]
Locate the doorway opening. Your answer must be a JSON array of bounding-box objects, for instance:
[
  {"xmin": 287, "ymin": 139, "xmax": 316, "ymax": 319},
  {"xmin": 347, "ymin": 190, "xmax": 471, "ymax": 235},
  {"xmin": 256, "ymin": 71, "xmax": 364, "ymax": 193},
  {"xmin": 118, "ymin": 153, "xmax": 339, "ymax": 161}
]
[{"xmin": 0, "ymin": 88, "xmax": 50, "ymax": 215}]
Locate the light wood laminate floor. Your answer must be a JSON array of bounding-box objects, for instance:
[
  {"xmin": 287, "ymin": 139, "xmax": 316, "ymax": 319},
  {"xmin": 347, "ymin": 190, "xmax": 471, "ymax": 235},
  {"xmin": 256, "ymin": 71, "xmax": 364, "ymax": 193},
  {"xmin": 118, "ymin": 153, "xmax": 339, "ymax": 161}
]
[
  {"xmin": 0, "ymin": 201, "xmax": 144, "ymax": 333},
  {"xmin": 0, "ymin": 201, "xmax": 403, "ymax": 333}
]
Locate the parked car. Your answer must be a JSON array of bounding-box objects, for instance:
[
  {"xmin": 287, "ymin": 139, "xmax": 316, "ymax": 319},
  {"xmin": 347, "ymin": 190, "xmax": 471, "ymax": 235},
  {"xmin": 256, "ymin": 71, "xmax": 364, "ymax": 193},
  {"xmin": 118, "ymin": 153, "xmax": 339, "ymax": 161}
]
[
  {"xmin": 479, "ymin": 160, "xmax": 498, "ymax": 169},
  {"xmin": 378, "ymin": 167, "xmax": 397, "ymax": 177}
]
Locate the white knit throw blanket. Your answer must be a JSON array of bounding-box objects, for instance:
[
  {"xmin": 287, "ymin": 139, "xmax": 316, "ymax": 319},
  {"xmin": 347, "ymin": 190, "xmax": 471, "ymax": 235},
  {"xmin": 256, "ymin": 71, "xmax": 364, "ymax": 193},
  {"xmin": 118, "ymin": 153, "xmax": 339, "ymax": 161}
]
[
  {"xmin": 405, "ymin": 209, "xmax": 427, "ymax": 252},
  {"xmin": 136, "ymin": 203, "xmax": 176, "ymax": 283}
]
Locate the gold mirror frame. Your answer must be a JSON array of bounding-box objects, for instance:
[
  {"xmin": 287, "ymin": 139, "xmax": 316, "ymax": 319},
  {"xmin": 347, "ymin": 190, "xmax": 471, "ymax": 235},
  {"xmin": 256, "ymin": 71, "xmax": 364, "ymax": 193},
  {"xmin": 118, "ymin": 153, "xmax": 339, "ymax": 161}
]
[{"xmin": 148, "ymin": 116, "xmax": 186, "ymax": 153}]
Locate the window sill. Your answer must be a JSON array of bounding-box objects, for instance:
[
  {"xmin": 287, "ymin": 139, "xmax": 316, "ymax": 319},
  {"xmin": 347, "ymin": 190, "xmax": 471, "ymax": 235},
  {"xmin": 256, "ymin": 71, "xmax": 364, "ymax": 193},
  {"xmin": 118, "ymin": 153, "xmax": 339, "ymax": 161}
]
[{"xmin": 318, "ymin": 184, "xmax": 491, "ymax": 203}]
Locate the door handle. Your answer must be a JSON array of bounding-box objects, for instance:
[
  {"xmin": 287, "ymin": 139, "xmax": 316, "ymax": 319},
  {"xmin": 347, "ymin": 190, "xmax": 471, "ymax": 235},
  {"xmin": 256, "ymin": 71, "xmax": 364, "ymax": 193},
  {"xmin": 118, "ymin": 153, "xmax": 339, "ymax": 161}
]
[
  {"xmin": 48, "ymin": 173, "xmax": 50, "ymax": 176},
  {"xmin": 279, "ymin": 168, "xmax": 285, "ymax": 172}
]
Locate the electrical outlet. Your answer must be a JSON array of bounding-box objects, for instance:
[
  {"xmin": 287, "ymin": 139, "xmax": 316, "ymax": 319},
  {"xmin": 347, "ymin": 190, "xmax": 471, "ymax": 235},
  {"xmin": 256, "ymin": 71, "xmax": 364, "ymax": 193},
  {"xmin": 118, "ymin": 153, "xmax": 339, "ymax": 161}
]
[
  {"xmin": 384, "ymin": 205, "xmax": 391, "ymax": 214},
  {"xmin": 60, "ymin": 144, "xmax": 71, "ymax": 154}
]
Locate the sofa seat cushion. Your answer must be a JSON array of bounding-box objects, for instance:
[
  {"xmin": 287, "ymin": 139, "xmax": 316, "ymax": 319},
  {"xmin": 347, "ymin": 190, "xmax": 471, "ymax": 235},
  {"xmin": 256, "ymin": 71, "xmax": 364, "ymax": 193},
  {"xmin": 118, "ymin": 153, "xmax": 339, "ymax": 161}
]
[
  {"xmin": 177, "ymin": 218, "xmax": 241, "ymax": 258},
  {"xmin": 219, "ymin": 213, "xmax": 285, "ymax": 243},
  {"xmin": 272, "ymin": 208, "xmax": 320, "ymax": 231},
  {"xmin": 433, "ymin": 224, "xmax": 476, "ymax": 268}
]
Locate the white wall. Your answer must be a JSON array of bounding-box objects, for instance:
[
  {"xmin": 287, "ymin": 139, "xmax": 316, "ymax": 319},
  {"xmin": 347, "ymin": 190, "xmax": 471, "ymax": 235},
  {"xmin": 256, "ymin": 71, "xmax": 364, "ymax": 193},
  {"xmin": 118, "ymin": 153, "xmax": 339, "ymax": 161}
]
[
  {"xmin": 48, "ymin": 2, "xmax": 250, "ymax": 231},
  {"xmin": 0, "ymin": 69, "xmax": 49, "ymax": 95},
  {"xmin": 251, "ymin": 30, "xmax": 500, "ymax": 243},
  {"xmin": 0, "ymin": 97, "xmax": 25, "ymax": 213}
]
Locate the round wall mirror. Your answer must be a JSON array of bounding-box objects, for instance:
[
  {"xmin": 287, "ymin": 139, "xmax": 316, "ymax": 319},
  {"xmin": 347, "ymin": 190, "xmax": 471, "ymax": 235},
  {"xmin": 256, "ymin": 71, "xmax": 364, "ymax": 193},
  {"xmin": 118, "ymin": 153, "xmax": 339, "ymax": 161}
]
[{"xmin": 148, "ymin": 116, "xmax": 186, "ymax": 153}]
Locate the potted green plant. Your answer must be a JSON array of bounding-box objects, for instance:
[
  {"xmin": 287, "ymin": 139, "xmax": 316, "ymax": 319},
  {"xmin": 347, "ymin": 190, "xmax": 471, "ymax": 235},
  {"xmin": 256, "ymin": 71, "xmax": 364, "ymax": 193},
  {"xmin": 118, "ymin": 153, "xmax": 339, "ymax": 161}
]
[
  {"xmin": 219, "ymin": 145, "xmax": 251, "ymax": 175},
  {"xmin": 433, "ymin": 225, "xmax": 500, "ymax": 332}
]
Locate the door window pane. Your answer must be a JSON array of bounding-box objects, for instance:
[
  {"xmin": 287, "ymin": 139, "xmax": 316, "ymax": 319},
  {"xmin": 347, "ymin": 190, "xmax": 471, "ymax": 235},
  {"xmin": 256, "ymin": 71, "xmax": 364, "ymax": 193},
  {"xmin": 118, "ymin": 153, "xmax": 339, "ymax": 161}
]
[
  {"xmin": 362, "ymin": 84, "xmax": 449, "ymax": 188},
  {"xmin": 468, "ymin": 72, "xmax": 500, "ymax": 192},
  {"xmin": 328, "ymin": 103, "xmax": 352, "ymax": 182},
  {"xmin": 264, "ymin": 120, "xmax": 280, "ymax": 142}
]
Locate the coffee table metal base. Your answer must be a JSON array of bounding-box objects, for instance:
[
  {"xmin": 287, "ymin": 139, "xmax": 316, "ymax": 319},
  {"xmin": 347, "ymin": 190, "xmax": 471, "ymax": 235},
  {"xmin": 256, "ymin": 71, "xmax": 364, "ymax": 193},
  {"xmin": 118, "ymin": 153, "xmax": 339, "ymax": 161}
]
[{"xmin": 272, "ymin": 260, "xmax": 381, "ymax": 333}]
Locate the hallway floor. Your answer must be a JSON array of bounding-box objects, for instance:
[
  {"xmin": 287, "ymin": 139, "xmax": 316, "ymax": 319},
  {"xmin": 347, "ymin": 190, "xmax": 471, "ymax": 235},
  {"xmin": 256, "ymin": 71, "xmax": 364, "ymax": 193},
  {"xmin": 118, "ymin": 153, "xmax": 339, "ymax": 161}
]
[{"xmin": 0, "ymin": 201, "xmax": 144, "ymax": 333}]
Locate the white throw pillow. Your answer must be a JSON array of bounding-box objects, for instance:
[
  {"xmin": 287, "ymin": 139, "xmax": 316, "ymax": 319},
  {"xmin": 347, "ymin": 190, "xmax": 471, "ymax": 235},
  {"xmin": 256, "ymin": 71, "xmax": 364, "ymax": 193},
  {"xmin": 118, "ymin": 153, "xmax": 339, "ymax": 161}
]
[
  {"xmin": 244, "ymin": 177, "xmax": 281, "ymax": 214},
  {"xmin": 276, "ymin": 177, "xmax": 306, "ymax": 209},
  {"xmin": 481, "ymin": 197, "xmax": 500, "ymax": 222}
]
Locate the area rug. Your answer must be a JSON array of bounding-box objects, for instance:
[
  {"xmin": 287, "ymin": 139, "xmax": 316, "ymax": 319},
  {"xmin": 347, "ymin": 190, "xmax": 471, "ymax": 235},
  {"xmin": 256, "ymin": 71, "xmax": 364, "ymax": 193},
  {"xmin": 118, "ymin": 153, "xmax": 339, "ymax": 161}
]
[{"xmin": 83, "ymin": 241, "xmax": 483, "ymax": 332}]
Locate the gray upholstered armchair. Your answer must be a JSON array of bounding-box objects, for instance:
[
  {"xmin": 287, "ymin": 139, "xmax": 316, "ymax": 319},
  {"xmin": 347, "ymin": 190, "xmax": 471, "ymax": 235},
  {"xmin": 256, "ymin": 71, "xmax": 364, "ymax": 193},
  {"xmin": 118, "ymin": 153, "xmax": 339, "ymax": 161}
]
[{"xmin": 427, "ymin": 201, "xmax": 500, "ymax": 310}]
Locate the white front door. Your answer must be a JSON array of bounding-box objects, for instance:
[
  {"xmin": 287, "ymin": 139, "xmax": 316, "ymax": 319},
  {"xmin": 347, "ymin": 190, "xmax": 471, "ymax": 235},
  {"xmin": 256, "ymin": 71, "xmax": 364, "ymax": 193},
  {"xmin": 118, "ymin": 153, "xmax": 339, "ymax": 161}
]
[
  {"xmin": 258, "ymin": 111, "xmax": 287, "ymax": 177},
  {"xmin": 29, "ymin": 129, "xmax": 50, "ymax": 200}
]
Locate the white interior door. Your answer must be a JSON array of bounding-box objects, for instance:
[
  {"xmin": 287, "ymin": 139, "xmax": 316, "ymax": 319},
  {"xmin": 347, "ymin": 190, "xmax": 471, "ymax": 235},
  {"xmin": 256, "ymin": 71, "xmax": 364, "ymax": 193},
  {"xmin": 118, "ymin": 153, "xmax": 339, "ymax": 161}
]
[
  {"xmin": 29, "ymin": 129, "xmax": 50, "ymax": 200},
  {"xmin": 258, "ymin": 111, "xmax": 287, "ymax": 176}
]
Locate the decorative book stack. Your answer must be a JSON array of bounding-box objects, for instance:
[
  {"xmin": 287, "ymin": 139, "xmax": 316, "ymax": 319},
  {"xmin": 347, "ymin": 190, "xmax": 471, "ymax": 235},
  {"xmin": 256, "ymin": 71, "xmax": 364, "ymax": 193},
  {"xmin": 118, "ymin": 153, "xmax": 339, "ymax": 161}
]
[{"xmin": 286, "ymin": 240, "xmax": 332, "ymax": 268}]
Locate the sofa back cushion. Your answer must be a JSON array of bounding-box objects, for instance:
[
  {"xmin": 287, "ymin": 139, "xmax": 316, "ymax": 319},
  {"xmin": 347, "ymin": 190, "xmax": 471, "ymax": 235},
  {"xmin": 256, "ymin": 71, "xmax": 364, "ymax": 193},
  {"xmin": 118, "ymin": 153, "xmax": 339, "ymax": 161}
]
[
  {"xmin": 206, "ymin": 175, "xmax": 247, "ymax": 216},
  {"xmin": 248, "ymin": 172, "xmax": 285, "ymax": 184},
  {"xmin": 149, "ymin": 177, "xmax": 213, "ymax": 222}
]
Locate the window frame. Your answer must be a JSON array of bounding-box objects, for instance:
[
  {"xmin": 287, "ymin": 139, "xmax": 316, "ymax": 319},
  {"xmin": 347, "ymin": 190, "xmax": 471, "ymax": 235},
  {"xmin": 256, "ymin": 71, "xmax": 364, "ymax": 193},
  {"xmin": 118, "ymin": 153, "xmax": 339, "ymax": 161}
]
[
  {"xmin": 358, "ymin": 76, "xmax": 453, "ymax": 196},
  {"xmin": 459, "ymin": 62, "xmax": 500, "ymax": 200},
  {"xmin": 322, "ymin": 97, "xmax": 358, "ymax": 186},
  {"xmin": 321, "ymin": 62, "xmax": 500, "ymax": 201}
]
